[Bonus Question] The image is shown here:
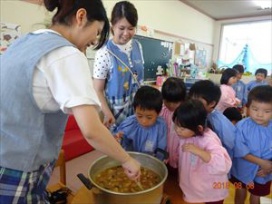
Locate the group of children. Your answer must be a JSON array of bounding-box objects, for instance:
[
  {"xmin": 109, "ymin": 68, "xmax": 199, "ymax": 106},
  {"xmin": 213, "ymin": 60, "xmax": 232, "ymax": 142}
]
[
  {"xmin": 216, "ymin": 65, "xmax": 269, "ymax": 118},
  {"xmin": 113, "ymin": 70, "xmax": 272, "ymax": 204}
]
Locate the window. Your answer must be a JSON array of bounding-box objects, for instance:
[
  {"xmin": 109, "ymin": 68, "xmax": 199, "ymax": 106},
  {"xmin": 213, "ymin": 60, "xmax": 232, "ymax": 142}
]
[{"xmin": 218, "ymin": 20, "xmax": 272, "ymax": 75}]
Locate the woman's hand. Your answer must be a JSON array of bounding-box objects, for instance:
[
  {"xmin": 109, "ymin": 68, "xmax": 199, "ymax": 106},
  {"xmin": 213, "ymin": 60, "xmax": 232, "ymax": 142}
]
[
  {"xmin": 92, "ymin": 79, "xmax": 116, "ymax": 128},
  {"xmin": 122, "ymin": 157, "xmax": 141, "ymax": 180},
  {"xmin": 72, "ymin": 105, "xmax": 140, "ymax": 179},
  {"xmin": 103, "ymin": 110, "xmax": 116, "ymax": 128}
]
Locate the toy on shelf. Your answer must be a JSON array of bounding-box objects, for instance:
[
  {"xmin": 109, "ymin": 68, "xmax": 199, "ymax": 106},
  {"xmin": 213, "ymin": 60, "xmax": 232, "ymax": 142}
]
[{"xmin": 156, "ymin": 65, "xmax": 164, "ymax": 76}]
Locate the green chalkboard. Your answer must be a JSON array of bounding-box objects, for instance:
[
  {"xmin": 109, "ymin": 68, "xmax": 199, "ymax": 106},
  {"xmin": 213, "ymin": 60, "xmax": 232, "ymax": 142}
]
[{"xmin": 134, "ymin": 35, "xmax": 173, "ymax": 81}]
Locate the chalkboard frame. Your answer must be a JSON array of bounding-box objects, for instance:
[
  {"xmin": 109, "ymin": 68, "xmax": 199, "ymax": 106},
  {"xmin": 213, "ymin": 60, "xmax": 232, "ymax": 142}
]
[{"xmin": 134, "ymin": 35, "xmax": 173, "ymax": 82}]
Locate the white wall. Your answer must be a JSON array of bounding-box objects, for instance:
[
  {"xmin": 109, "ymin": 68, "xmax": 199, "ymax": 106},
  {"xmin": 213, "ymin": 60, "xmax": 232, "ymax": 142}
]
[
  {"xmin": 1, "ymin": 0, "xmax": 215, "ymax": 44},
  {"xmin": 0, "ymin": 0, "xmax": 49, "ymax": 33},
  {"xmin": 1, "ymin": 0, "xmax": 216, "ymax": 70},
  {"xmin": 128, "ymin": 1, "xmax": 215, "ymax": 45},
  {"xmin": 2, "ymin": 1, "xmax": 271, "ymax": 70}
]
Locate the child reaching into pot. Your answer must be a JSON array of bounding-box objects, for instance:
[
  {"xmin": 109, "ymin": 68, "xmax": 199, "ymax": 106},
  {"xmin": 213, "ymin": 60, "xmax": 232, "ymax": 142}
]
[
  {"xmin": 115, "ymin": 86, "xmax": 167, "ymax": 161},
  {"xmin": 172, "ymin": 99, "xmax": 232, "ymax": 204}
]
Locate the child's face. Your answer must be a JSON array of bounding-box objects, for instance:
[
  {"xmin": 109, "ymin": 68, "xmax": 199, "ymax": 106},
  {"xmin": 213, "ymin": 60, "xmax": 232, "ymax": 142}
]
[
  {"xmin": 228, "ymin": 76, "xmax": 238, "ymax": 85},
  {"xmin": 135, "ymin": 107, "xmax": 158, "ymax": 128},
  {"xmin": 163, "ymin": 100, "xmax": 182, "ymax": 112},
  {"xmin": 174, "ymin": 124, "xmax": 195, "ymax": 138},
  {"xmin": 255, "ymin": 73, "xmax": 266, "ymax": 82},
  {"xmin": 236, "ymin": 73, "xmax": 242, "ymax": 80},
  {"xmin": 249, "ymin": 100, "xmax": 272, "ymax": 126}
]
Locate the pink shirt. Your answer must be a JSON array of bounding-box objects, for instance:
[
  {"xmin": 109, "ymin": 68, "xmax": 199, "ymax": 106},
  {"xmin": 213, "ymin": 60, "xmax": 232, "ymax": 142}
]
[
  {"xmin": 177, "ymin": 128, "xmax": 231, "ymax": 203},
  {"xmin": 160, "ymin": 105, "xmax": 180, "ymax": 168},
  {"xmin": 216, "ymin": 84, "xmax": 240, "ymax": 112}
]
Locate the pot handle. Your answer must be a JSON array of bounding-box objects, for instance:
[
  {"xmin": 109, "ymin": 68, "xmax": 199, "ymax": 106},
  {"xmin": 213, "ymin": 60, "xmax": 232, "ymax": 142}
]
[{"xmin": 77, "ymin": 173, "xmax": 93, "ymax": 190}]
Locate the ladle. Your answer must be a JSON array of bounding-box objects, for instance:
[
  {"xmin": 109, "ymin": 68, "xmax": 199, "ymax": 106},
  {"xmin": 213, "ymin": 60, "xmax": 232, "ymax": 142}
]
[{"xmin": 135, "ymin": 180, "xmax": 144, "ymax": 190}]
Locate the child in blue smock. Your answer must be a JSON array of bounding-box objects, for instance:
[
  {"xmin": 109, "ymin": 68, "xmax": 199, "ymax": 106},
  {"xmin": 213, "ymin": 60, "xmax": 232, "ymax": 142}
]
[
  {"xmin": 116, "ymin": 86, "xmax": 167, "ymax": 160},
  {"xmin": 230, "ymin": 85, "xmax": 272, "ymax": 204},
  {"xmin": 188, "ymin": 80, "xmax": 236, "ymax": 160},
  {"xmin": 247, "ymin": 68, "xmax": 268, "ymax": 93},
  {"xmin": 232, "ymin": 64, "xmax": 247, "ymax": 115}
]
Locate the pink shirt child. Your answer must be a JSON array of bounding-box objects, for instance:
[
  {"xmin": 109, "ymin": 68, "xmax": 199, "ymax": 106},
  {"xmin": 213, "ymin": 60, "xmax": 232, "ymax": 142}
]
[
  {"xmin": 176, "ymin": 128, "xmax": 232, "ymax": 203},
  {"xmin": 216, "ymin": 84, "xmax": 240, "ymax": 112},
  {"xmin": 160, "ymin": 105, "xmax": 180, "ymax": 168}
]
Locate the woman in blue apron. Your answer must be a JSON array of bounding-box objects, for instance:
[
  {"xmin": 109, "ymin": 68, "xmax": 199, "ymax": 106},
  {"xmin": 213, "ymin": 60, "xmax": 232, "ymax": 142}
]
[{"xmin": 93, "ymin": 1, "xmax": 144, "ymax": 133}]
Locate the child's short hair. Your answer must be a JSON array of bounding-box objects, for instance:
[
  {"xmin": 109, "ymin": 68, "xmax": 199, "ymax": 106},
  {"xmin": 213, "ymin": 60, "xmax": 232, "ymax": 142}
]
[
  {"xmin": 188, "ymin": 80, "xmax": 221, "ymax": 106},
  {"xmin": 255, "ymin": 68, "xmax": 267, "ymax": 78},
  {"xmin": 247, "ymin": 85, "xmax": 272, "ymax": 107},
  {"xmin": 133, "ymin": 85, "xmax": 163, "ymax": 114},
  {"xmin": 232, "ymin": 64, "xmax": 244, "ymax": 74},
  {"xmin": 223, "ymin": 107, "xmax": 242, "ymax": 123},
  {"xmin": 161, "ymin": 77, "xmax": 186, "ymax": 102},
  {"xmin": 220, "ymin": 68, "xmax": 238, "ymax": 84},
  {"xmin": 172, "ymin": 99, "xmax": 207, "ymax": 135}
]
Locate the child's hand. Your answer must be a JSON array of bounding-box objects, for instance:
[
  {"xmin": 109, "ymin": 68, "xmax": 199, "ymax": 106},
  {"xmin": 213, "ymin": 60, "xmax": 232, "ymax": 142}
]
[
  {"xmin": 256, "ymin": 169, "xmax": 270, "ymax": 177},
  {"xmin": 241, "ymin": 112, "xmax": 247, "ymax": 118},
  {"xmin": 162, "ymin": 159, "xmax": 168, "ymax": 164},
  {"xmin": 259, "ymin": 159, "xmax": 272, "ymax": 173},
  {"xmin": 182, "ymin": 143, "xmax": 199, "ymax": 154},
  {"xmin": 235, "ymin": 99, "xmax": 241, "ymax": 106},
  {"xmin": 182, "ymin": 143, "xmax": 211, "ymax": 163},
  {"xmin": 114, "ymin": 132, "xmax": 124, "ymax": 143},
  {"xmin": 242, "ymin": 106, "xmax": 248, "ymax": 118}
]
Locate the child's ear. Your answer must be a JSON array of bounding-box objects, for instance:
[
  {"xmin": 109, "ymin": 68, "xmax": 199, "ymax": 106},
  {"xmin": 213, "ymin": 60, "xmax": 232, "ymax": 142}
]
[
  {"xmin": 197, "ymin": 125, "xmax": 204, "ymax": 133},
  {"xmin": 209, "ymin": 101, "xmax": 217, "ymax": 109}
]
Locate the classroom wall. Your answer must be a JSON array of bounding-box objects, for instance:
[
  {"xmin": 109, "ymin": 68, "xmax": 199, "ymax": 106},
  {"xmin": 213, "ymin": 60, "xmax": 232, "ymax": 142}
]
[
  {"xmin": 127, "ymin": 1, "xmax": 215, "ymax": 45},
  {"xmin": 3, "ymin": 1, "xmax": 270, "ymax": 73},
  {"xmin": 0, "ymin": 0, "xmax": 215, "ymax": 44},
  {"xmin": 0, "ymin": 1, "xmax": 49, "ymax": 33},
  {"xmin": 1, "ymin": 0, "xmax": 215, "ymax": 68}
]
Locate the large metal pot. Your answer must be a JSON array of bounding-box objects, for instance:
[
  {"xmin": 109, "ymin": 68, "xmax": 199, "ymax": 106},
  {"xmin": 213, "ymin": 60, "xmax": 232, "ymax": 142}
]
[{"xmin": 87, "ymin": 152, "xmax": 168, "ymax": 204}]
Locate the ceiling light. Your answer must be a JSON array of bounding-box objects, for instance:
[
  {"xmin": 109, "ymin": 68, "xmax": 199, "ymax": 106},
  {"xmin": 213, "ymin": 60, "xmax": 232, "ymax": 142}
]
[{"xmin": 254, "ymin": 0, "xmax": 272, "ymax": 9}]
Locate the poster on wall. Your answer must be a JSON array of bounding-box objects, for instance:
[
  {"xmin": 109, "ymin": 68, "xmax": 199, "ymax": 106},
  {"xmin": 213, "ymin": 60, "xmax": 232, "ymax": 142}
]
[
  {"xmin": 194, "ymin": 49, "xmax": 207, "ymax": 68},
  {"xmin": 0, "ymin": 22, "xmax": 21, "ymax": 55}
]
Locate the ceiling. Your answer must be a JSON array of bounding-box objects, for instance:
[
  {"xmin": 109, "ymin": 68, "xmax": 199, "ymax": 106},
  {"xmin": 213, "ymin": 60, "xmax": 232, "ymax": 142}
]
[{"xmin": 180, "ymin": 0, "xmax": 272, "ymax": 20}]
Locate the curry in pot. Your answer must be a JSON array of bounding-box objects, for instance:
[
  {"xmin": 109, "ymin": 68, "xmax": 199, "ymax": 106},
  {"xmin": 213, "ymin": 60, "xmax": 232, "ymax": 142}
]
[{"xmin": 94, "ymin": 166, "xmax": 161, "ymax": 193}]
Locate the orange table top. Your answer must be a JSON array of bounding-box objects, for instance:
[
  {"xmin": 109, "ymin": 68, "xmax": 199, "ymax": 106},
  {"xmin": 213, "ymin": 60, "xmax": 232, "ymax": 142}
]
[{"xmin": 71, "ymin": 186, "xmax": 95, "ymax": 204}]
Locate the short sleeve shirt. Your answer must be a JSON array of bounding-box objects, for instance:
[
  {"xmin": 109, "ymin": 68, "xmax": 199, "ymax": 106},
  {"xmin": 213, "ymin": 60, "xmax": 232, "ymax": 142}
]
[{"xmin": 93, "ymin": 40, "xmax": 144, "ymax": 79}]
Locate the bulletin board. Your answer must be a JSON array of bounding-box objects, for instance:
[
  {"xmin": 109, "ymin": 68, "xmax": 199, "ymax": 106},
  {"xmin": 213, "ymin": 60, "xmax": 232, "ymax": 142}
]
[
  {"xmin": 151, "ymin": 29, "xmax": 214, "ymax": 70},
  {"xmin": 134, "ymin": 35, "xmax": 173, "ymax": 81}
]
